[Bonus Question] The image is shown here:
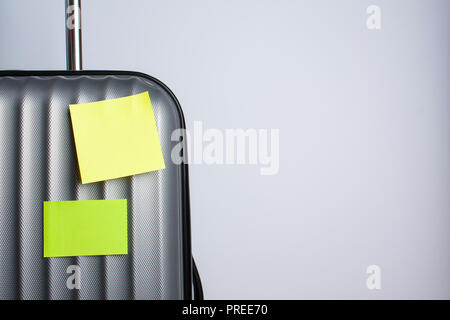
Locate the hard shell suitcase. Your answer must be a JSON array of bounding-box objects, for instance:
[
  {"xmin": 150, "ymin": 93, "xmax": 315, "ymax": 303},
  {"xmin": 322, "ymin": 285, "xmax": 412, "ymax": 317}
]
[{"xmin": 0, "ymin": 0, "xmax": 202, "ymax": 300}]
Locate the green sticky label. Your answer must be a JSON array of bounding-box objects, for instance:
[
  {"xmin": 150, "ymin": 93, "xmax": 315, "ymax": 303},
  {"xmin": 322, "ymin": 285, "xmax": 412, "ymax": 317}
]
[{"xmin": 43, "ymin": 199, "xmax": 128, "ymax": 257}]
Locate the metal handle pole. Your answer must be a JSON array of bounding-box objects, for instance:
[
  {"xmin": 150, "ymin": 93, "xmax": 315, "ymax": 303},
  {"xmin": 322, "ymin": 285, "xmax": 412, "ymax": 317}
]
[{"xmin": 65, "ymin": 0, "xmax": 82, "ymax": 71}]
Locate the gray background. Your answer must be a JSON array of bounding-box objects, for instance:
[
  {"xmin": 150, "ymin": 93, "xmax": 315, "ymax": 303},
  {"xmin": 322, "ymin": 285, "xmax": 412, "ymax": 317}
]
[{"xmin": 1, "ymin": 0, "xmax": 449, "ymax": 299}]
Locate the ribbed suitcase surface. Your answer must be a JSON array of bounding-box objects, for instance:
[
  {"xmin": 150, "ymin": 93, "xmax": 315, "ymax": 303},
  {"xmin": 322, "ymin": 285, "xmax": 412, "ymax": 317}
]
[{"xmin": 0, "ymin": 72, "xmax": 190, "ymax": 300}]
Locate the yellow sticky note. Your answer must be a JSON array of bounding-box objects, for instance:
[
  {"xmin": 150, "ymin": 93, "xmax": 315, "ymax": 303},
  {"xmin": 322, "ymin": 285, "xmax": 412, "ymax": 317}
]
[{"xmin": 69, "ymin": 91, "xmax": 165, "ymax": 184}]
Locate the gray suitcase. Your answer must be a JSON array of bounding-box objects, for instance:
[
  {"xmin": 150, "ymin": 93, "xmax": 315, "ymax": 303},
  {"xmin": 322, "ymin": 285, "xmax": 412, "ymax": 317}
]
[{"xmin": 0, "ymin": 1, "xmax": 202, "ymax": 300}]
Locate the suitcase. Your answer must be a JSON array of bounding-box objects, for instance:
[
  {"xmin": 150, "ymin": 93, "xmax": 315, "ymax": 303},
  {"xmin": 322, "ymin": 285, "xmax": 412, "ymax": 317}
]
[{"xmin": 0, "ymin": 0, "xmax": 202, "ymax": 300}]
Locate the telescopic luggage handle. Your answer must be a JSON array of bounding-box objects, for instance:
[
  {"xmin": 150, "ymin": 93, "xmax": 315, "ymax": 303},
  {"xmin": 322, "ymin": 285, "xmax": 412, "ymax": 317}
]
[{"xmin": 65, "ymin": 0, "xmax": 82, "ymax": 71}]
